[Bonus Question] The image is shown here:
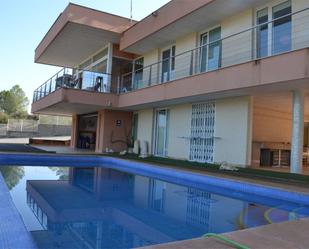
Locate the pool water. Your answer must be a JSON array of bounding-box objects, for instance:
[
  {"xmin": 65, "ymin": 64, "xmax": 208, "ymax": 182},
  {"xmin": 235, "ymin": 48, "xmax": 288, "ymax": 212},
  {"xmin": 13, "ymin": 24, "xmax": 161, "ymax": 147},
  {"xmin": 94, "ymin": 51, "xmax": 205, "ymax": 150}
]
[{"xmin": 1, "ymin": 165, "xmax": 309, "ymax": 249}]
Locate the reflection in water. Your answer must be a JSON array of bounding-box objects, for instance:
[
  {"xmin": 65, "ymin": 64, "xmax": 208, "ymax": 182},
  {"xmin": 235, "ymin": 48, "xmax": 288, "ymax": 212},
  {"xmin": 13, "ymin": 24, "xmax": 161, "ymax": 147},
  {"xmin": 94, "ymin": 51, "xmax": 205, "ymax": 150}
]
[
  {"xmin": 4, "ymin": 166, "xmax": 309, "ymax": 249},
  {"xmin": 48, "ymin": 167, "xmax": 69, "ymax": 180},
  {"xmin": 0, "ymin": 166, "xmax": 24, "ymax": 190}
]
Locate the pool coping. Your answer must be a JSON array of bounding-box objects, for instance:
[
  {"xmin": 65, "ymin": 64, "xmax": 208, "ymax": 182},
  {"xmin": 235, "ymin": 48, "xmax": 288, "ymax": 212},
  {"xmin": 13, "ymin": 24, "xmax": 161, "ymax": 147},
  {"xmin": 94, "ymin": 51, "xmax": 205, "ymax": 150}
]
[
  {"xmin": 0, "ymin": 173, "xmax": 37, "ymax": 249},
  {"xmin": 1, "ymin": 153, "xmax": 309, "ymax": 206}
]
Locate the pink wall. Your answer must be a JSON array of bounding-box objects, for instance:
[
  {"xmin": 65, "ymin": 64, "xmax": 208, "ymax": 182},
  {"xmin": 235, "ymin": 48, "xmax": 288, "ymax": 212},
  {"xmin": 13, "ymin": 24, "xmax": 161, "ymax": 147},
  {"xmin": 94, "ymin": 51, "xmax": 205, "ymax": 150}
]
[
  {"xmin": 70, "ymin": 114, "xmax": 78, "ymax": 148},
  {"xmin": 95, "ymin": 110, "xmax": 133, "ymax": 153}
]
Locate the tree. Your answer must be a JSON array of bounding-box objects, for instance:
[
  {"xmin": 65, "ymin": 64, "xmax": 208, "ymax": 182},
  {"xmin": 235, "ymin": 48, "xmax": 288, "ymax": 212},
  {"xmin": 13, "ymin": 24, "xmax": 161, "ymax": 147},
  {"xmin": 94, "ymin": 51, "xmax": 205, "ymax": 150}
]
[
  {"xmin": 0, "ymin": 112, "xmax": 8, "ymax": 124},
  {"xmin": 0, "ymin": 166, "xmax": 25, "ymax": 190},
  {"xmin": 0, "ymin": 85, "xmax": 29, "ymax": 118}
]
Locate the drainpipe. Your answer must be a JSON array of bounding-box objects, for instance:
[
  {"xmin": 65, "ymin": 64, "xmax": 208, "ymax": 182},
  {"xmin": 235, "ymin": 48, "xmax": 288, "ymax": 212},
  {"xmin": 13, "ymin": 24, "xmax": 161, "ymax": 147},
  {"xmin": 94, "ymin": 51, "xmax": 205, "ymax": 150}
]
[{"xmin": 290, "ymin": 90, "xmax": 304, "ymax": 174}]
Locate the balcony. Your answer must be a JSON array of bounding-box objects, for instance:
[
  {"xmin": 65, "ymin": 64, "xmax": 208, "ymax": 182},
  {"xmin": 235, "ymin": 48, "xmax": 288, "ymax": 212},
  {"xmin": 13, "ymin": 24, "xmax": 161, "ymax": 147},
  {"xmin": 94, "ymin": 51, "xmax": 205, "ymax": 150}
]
[
  {"xmin": 33, "ymin": 68, "xmax": 117, "ymax": 103},
  {"xmin": 119, "ymin": 7, "xmax": 309, "ymax": 94},
  {"xmin": 32, "ymin": 68, "xmax": 119, "ymax": 115},
  {"xmin": 32, "ymin": 7, "xmax": 309, "ymax": 113}
]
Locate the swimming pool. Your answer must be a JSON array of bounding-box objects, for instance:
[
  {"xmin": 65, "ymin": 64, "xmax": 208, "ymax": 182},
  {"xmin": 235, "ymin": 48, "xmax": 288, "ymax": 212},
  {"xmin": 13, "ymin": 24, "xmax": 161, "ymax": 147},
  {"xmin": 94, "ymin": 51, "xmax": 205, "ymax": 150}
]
[{"xmin": 1, "ymin": 157, "xmax": 309, "ymax": 249}]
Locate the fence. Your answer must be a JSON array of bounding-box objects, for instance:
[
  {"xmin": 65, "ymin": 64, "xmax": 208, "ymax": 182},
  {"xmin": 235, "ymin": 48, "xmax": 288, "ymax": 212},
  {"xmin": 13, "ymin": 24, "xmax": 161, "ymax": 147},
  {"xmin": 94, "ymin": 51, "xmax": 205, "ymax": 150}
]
[
  {"xmin": 7, "ymin": 119, "xmax": 38, "ymax": 132},
  {"xmin": 0, "ymin": 124, "xmax": 7, "ymax": 136},
  {"xmin": 0, "ymin": 119, "xmax": 71, "ymax": 138}
]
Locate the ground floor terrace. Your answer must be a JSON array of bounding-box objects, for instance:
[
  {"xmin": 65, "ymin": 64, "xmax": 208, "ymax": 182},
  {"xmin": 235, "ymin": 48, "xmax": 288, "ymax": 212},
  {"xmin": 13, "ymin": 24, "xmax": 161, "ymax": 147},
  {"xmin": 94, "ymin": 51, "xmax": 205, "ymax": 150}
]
[{"xmin": 68, "ymin": 89, "xmax": 309, "ymax": 174}]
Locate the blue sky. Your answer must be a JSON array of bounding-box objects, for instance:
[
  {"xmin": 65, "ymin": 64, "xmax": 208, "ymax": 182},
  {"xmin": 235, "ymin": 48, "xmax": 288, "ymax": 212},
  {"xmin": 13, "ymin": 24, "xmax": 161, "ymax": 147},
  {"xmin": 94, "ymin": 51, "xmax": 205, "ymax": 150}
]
[{"xmin": 0, "ymin": 0, "xmax": 169, "ymax": 111}]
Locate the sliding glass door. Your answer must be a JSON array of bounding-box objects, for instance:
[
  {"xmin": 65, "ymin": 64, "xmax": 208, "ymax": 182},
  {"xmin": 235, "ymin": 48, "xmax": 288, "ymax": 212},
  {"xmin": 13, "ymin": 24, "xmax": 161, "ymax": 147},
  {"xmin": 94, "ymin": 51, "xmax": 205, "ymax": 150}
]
[
  {"xmin": 200, "ymin": 27, "xmax": 221, "ymax": 72},
  {"xmin": 154, "ymin": 109, "xmax": 168, "ymax": 157},
  {"xmin": 161, "ymin": 46, "xmax": 175, "ymax": 83}
]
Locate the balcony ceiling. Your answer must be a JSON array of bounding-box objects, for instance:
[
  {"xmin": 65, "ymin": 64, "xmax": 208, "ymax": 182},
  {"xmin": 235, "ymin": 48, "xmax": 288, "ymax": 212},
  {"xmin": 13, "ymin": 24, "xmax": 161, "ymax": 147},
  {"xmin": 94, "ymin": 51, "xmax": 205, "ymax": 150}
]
[
  {"xmin": 36, "ymin": 22, "xmax": 120, "ymax": 68},
  {"xmin": 121, "ymin": 0, "xmax": 270, "ymax": 54},
  {"xmin": 35, "ymin": 3, "xmax": 136, "ymax": 68}
]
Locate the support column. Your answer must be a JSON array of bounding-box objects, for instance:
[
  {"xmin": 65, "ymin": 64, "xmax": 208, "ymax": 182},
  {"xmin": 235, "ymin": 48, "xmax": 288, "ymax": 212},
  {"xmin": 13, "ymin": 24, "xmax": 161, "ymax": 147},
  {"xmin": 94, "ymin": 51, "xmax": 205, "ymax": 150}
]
[
  {"xmin": 70, "ymin": 114, "xmax": 78, "ymax": 149},
  {"xmin": 291, "ymin": 90, "xmax": 305, "ymax": 174}
]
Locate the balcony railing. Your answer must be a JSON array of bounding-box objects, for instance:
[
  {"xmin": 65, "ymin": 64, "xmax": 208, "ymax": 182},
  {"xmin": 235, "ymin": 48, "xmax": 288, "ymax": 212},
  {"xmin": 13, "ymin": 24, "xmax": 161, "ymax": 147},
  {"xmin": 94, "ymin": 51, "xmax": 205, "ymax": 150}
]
[
  {"xmin": 33, "ymin": 7, "xmax": 309, "ymax": 103},
  {"xmin": 33, "ymin": 68, "xmax": 114, "ymax": 102},
  {"xmin": 119, "ymin": 7, "xmax": 309, "ymax": 93}
]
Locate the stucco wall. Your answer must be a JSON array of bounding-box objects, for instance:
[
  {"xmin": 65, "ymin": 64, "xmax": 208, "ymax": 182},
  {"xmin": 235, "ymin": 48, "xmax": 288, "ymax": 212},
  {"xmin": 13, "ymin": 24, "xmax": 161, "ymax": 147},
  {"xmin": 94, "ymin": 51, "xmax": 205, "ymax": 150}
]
[
  {"xmin": 253, "ymin": 107, "xmax": 292, "ymax": 143},
  {"xmin": 167, "ymin": 104, "xmax": 191, "ymax": 160},
  {"xmin": 136, "ymin": 109, "xmax": 154, "ymax": 153},
  {"xmin": 292, "ymin": 0, "xmax": 309, "ymax": 50},
  {"xmin": 96, "ymin": 110, "xmax": 133, "ymax": 153},
  {"xmin": 221, "ymin": 9, "xmax": 253, "ymax": 67},
  {"xmin": 142, "ymin": 49, "xmax": 160, "ymax": 87},
  {"xmin": 175, "ymin": 32, "xmax": 197, "ymax": 79},
  {"xmin": 214, "ymin": 97, "xmax": 252, "ymax": 166}
]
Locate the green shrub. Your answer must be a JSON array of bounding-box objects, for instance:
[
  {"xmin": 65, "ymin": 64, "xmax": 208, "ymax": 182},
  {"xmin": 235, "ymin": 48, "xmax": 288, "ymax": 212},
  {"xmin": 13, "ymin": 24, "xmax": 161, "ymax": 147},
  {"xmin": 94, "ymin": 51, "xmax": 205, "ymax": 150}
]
[{"xmin": 0, "ymin": 112, "xmax": 8, "ymax": 124}]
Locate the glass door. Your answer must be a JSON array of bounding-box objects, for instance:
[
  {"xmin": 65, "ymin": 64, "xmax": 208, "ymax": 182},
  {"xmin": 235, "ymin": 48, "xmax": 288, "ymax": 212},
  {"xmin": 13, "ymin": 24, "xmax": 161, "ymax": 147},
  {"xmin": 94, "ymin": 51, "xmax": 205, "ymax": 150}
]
[
  {"xmin": 161, "ymin": 46, "xmax": 175, "ymax": 83},
  {"xmin": 200, "ymin": 27, "xmax": 221, "ymax": 72},
  {"xmin": 155, "ymin": 109, "xmax": 168, "ymax": 157},
  {"xmin": 257, "ymin": 8, "xmax": 269, "ymax": 58},
  {"xmin": 256, "ymin": 1, "xmax": 291, "ymax": 58},
  {"xmin": 133, "ymin": 57, "xmax": 144, "ymax": 89},
  {"xmin": 272, "ymin": 0, "xmax": 291, "ymax": 54}
]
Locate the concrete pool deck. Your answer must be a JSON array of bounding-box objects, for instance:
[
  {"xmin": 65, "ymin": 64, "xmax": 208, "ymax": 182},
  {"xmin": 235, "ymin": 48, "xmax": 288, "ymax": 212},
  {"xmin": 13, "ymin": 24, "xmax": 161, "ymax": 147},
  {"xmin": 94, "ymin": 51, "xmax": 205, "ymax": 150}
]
[
  {"xmin": 140, "ymin": 218, "xmax": 309, "ymax": 249},
  {"xmin": 0, "ymin": 174, "xmax": 37, "ymax": 249}
]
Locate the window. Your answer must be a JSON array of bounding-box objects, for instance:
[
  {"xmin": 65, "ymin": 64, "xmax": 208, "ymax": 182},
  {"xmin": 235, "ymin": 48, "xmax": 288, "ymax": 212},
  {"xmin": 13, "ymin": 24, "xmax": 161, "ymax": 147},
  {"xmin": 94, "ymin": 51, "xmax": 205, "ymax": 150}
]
[
  {"xmin": 200, "ymin": 27, "xmax": 221, "ymax": 72},
  {"xmin": 133, "ymin": 57, "xmax": 144, "ymax": 89},
  {"xmin": 256, "ymin": 1, "xmax": 291, "ymax": 58},
  {"xmin": 161, "ymin": 45, "xmax": 176, "ymax": 83},
  {"xmin": 154, "ymin": 109, "xmax": 169, "ymax": 157},
  {"xmin": 272, "ymin": 1, "xmax": 292, "ymax": 54},
  {"xmin": 257, "ymin": 8, "xmax": 269, "ymax": 58}
]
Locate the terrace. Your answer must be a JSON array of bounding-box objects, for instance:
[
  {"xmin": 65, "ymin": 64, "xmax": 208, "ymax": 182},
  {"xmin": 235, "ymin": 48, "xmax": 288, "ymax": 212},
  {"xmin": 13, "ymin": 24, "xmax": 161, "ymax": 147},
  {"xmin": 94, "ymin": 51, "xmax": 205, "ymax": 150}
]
[{"xmin": 32, "ymin": 7, "xmax": 309, "ymax": 111}]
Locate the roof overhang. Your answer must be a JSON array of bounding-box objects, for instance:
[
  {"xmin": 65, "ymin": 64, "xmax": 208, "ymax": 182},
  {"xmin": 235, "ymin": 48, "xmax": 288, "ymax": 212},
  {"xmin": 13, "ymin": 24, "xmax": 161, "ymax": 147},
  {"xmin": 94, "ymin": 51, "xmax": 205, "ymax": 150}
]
[
  {"xmin": 120, "ymin": 0, "xmax": 270, "ymax": 54},
  {"xmin": 35, "ymin": 3, "xmax": 136, "ymax": 67}
]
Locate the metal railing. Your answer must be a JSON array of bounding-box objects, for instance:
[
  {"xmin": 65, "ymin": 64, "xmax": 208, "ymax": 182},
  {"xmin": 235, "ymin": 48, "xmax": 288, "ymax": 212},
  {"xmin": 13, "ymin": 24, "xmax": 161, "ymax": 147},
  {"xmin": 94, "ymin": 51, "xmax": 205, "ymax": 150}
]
[
  {"xmin": 119, "ymin": 7, "xmax": 309, "ymax": 93},
  {"xmin": 33, "ymin": 68, "xmax": 114, "ymax": 102},
  {"xmin": 33, "ymin": 7, "xmax": 309, "ymax": 101}
]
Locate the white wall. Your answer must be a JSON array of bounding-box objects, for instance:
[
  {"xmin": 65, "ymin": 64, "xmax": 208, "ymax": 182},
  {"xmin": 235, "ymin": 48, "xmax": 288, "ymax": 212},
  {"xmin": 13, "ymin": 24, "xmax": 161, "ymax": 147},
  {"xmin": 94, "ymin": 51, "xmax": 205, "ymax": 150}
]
[
  {"xmin": 292, "ymin": 0, "xmax": 309, "ymax": 50},
  {"xmin": 175, "ymin": 32, "xmax": 197, "ymax": 79},
  {"xmin": 221, "ymin": 9, "xmax": 253, "ymax": 67},
  {"xmin": 136, "ymin": 109, "xmax": 154, "ymax": 152},
  {"xmin": 142, "ymin": 49, "xmax": 160, "ymax": 87},
  {"xmin": 214, "ymin": 97, "xmax": 253, "ymax": 166},
  {"xmin": 167, "ymin": 104, "xmax": 192, "ymax": 160}
]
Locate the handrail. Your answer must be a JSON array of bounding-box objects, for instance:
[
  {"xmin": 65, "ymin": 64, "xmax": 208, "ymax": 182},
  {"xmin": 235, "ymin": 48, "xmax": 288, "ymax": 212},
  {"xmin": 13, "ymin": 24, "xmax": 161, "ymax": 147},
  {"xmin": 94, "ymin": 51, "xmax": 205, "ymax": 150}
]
[
  {"xmin": 125, "ymin": 7, "xmax": 309, "ymax": 72},
  {"xmin": 203, "ymin": 233, "xmax": 250, "ymax": 249},
  {"xmin": 119, "ymin": 7, "xmax": 309, "ymax": 92}
]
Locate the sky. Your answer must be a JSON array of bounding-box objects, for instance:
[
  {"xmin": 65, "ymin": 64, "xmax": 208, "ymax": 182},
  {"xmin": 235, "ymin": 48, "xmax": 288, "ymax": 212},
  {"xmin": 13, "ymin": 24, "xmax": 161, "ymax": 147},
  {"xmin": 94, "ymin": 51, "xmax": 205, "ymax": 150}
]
[{"xmin": 0, "ymin": 0, "xmax": 170, "ymax": 112}]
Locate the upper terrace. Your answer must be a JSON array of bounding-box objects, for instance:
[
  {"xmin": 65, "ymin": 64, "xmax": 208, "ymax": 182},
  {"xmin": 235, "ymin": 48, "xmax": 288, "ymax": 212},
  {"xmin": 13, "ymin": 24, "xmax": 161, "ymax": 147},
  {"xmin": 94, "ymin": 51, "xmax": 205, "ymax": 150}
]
[
  {"xmin": 35, "ymin": 3, "xmax": 136, "ymax": 67},
  {"xmin": 32, "ymin": 1, "xmax": 309, "ymax": 114}
]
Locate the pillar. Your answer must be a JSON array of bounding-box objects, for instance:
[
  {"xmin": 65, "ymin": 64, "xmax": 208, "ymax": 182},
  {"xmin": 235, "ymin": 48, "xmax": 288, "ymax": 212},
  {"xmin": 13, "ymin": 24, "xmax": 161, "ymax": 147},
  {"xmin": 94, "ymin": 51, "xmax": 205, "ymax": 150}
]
[
  {"xmin": 290, "ymin": 90, "xmax": 304, "ymax": 174},
  {"xmin": 70, "ymin": 114, "xmax": 78, "ymax": 149}
]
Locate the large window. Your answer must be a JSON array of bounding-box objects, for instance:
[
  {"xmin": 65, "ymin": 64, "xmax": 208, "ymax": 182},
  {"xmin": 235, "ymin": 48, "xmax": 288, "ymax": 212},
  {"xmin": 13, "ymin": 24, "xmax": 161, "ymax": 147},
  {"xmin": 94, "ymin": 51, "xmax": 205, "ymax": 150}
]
[
  {"xmin": 154, "ymin": 109, "xmax": 169, "ymax": 157},
  {"xmin": 200, "ymin": 27, "xmax": 221, "ymax": 72},
  {"xmin": 133, "ymin": 57, "xmax": 144, "ymax": 89},
  {"xmin": 161, "ymin": 45, "xmax": 176, "ymax": 83},
  {"xmin": 256, "ymin": 1, "xmax": 291, "ymax": 58}
]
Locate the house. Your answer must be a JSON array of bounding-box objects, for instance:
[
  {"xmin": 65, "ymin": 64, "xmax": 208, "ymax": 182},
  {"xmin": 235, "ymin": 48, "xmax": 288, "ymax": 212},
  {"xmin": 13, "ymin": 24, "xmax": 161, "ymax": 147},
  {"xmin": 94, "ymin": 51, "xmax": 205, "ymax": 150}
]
[{"xmin": 31, "ymin": 0, "xmax": 309, "ymax": 173}]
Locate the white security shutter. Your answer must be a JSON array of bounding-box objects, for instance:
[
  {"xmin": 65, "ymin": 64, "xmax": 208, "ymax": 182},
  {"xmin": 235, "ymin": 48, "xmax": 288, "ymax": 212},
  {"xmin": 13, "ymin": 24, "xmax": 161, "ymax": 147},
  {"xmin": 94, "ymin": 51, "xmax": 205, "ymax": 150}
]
[{"xmin": 189, "ymin": 102, "xmax": 215, "ymax": 163}]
